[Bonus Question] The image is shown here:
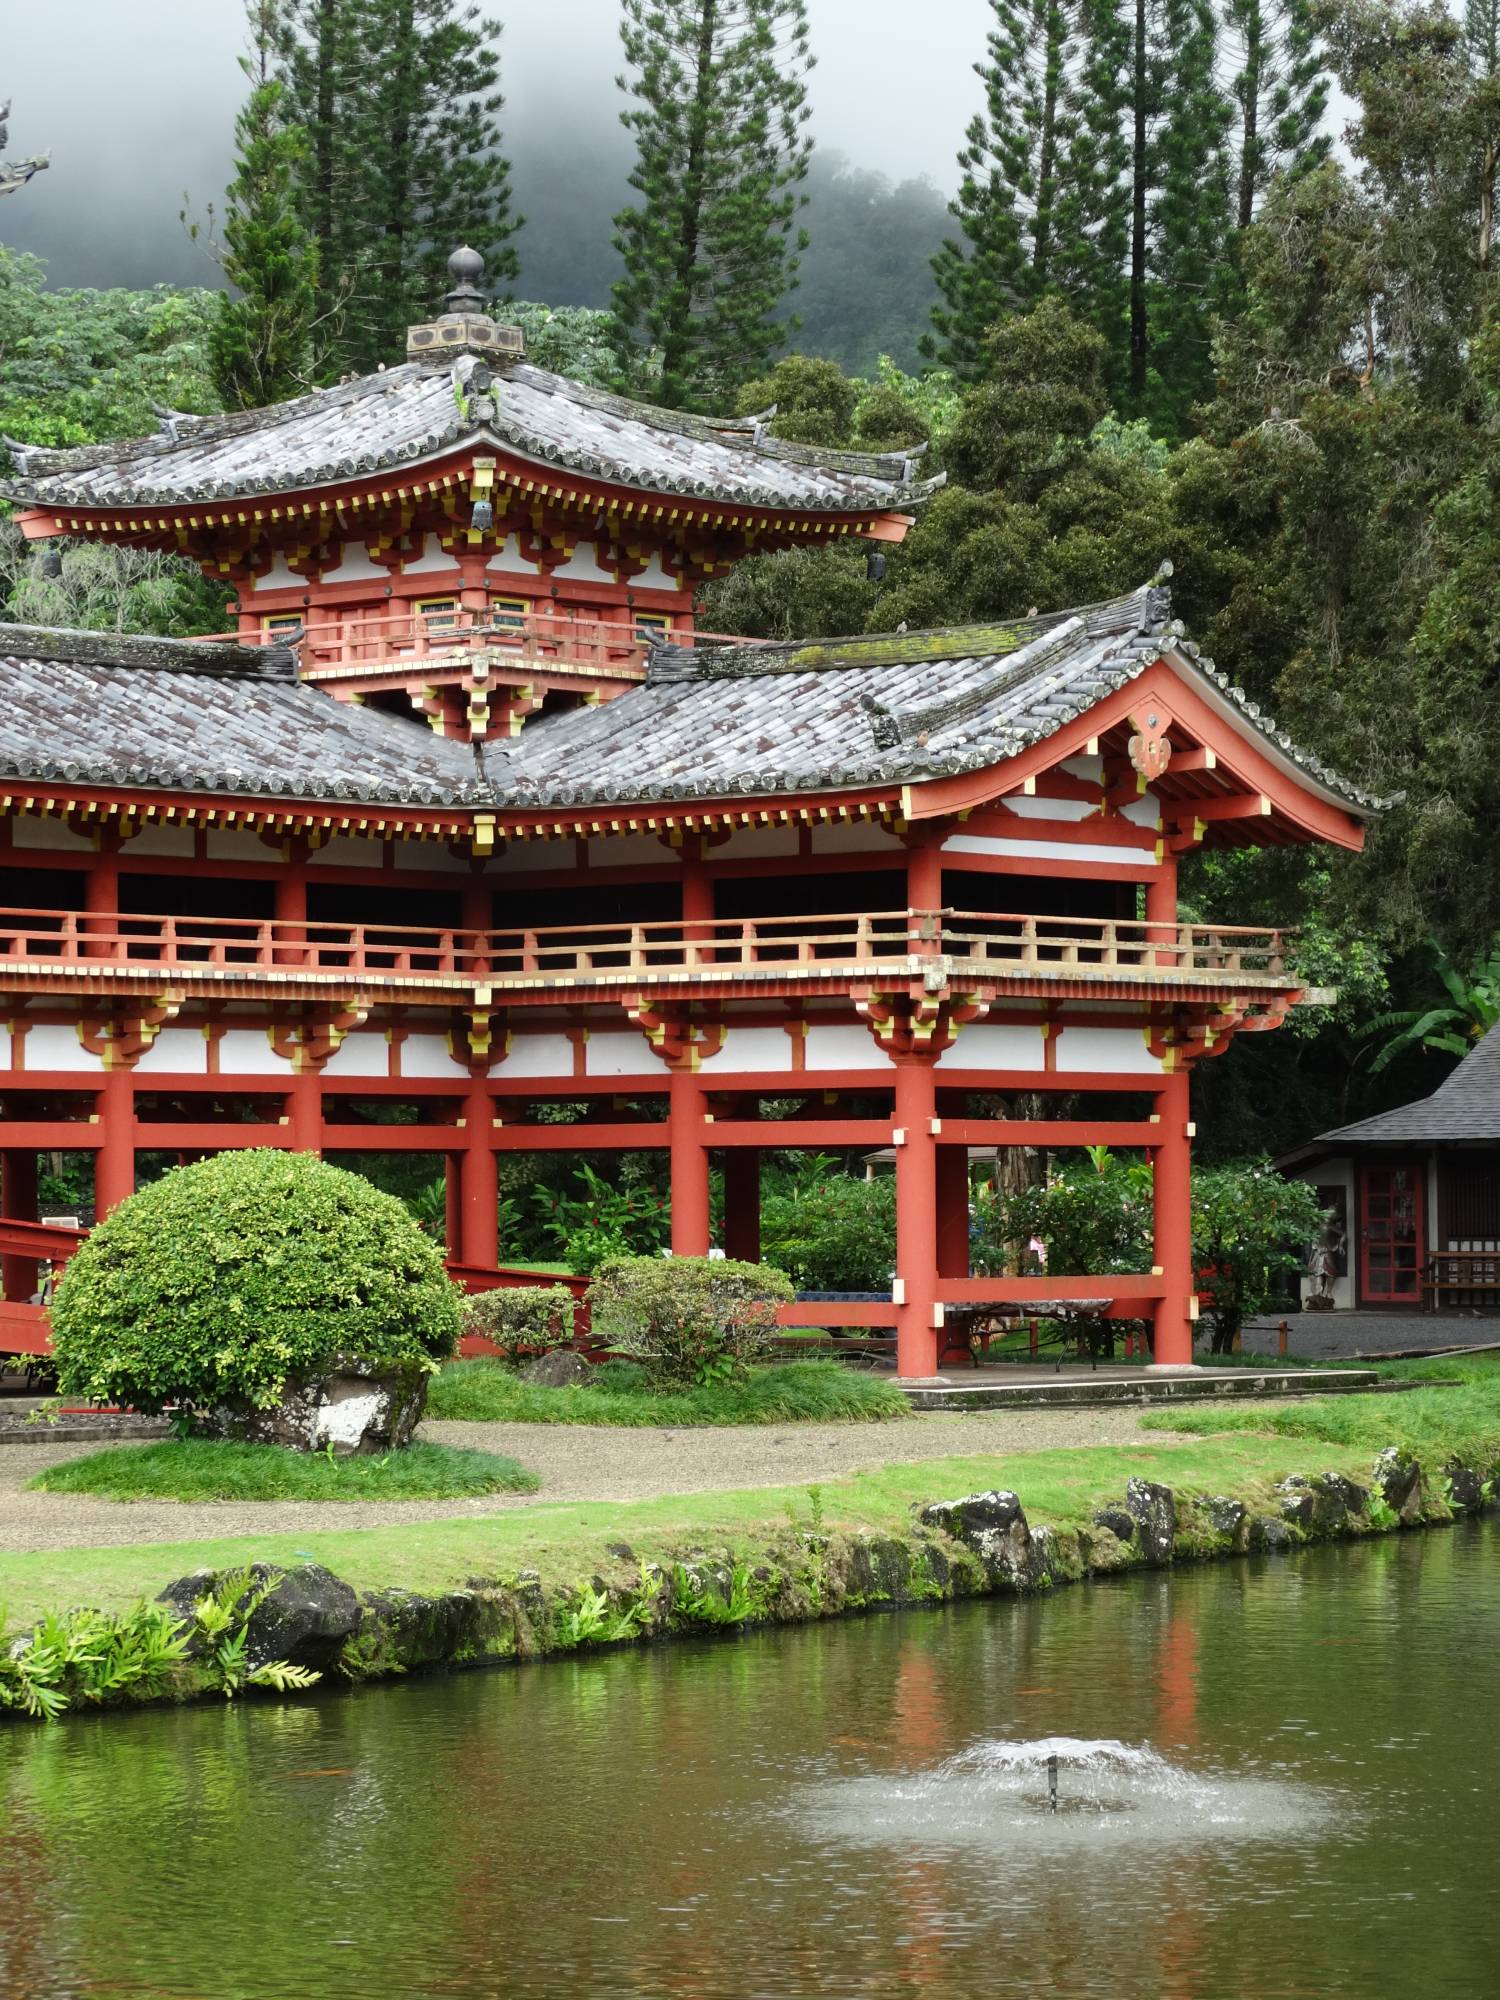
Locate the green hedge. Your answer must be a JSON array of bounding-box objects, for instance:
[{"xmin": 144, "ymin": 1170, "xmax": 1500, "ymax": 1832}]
[{"xmin": 50, "ymin": 1149, "xmax": 461, "ymax": 1414}]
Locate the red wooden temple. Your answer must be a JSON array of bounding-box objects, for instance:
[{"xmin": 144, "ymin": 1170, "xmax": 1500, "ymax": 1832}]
[{"xmin": 0, "ymin": 253, "xmax": 1381, "ymax": 1378}]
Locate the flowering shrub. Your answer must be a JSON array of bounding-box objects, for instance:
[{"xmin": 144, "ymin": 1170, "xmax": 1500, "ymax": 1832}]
[
  {"xmin": 459, "ymin": 1284, "xmax": 577, "ymax": 1361},
  {"xmin": 50, "ymin": 1150, "xmax": 460, "ymax": 1414},
  {"xmin": 587, "ymin": 1255, "xmax": 793, "ymax": 1387}
]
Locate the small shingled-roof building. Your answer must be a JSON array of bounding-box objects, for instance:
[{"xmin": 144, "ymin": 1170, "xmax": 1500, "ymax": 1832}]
[
  {"xmin": 1280, "ymin": 1028, "xmax": 1500, "ymax": 1311},
  {"xmin": 0, "ymin": 253, "xmax": 1386, "ymax": 1379}
]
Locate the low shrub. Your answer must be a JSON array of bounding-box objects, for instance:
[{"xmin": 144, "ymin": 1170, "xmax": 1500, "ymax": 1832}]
[
  {"xmin": 49, "ymin": 1149, "xmax": 462, "ymax": 1416},
  {"xmin": 427, "ymin": 1355, "xmax": 908, "ymax": 1425},
  {"xmin": 460, "ymin": 1284, "xmax": 576, "ymax": 1361},
  {"xmin": 760, "ymin": 1173, "xmax": 896, "ymax": 1291},
  {"xmin": 587, "ymin": 1255, "xmax": 794, "ymax": 1387}
]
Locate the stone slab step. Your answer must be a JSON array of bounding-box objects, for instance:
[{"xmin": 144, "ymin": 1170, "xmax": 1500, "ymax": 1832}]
[{"xmin": 899, "ymin": 1368, "xmax": 1389, "ymax": 1412}]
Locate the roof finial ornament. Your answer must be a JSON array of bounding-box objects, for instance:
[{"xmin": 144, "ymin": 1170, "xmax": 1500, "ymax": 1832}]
[{"xmin": 445, "ymin": 244, "xmax": 488, "ymax": 316}]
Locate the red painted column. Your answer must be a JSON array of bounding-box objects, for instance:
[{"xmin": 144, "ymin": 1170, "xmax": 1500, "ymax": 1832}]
[
  {"xmin": 94, "ymin": 1069, "xmax": 136, "ymax": 1218},
  {"xmin": 935, "ymin": 1146, "xmax": 971, "ymax": 1278},
  {"xmin": 460, "ymin": 1069, "xmax": 499, "ymax": 1269},
  {"xmin": 84, "ymin": 836, "xmax": 120, "ymax": 958},
  {"xmin": 287, "ymin": 1066, "xmax": 324, "ymax": 1156},
  {"xmin": 906, "ymin": 838, "xmax": 943, "ymax": 914},
  {"xmin": 1, "ymin": 1149, "xmax": 39, "ymax": 1301},
  {"xmin": 894, "ymin": 1058, "xmax": 941, "ymax": 1379},
  {"xmin": 1145, "ymin": 853, "xmax": 1178, "ymax": 965},
  {"xmin": 669, "ymin": 1069, "xmax": 712, "ymax": 1256},
  {"xmin": 723, "ymin": 1149, "xmax": 761, "ymax": 1264},
  {"xmin": 1151, "ymin": 1064, "xmax": 1197, "ymax": 1369},
  {"xmin": 274, "ymin": 841, "xmax": 308, "ymax": 967}
]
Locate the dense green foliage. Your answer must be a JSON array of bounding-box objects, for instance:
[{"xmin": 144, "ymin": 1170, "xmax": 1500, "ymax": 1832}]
[
  {"xmin": 205, "ymin": 8, "xmax": 321, "ymax": 407},
  {"xmin": 30, "ymin": 1438, "xmax": 535, "ymax": 1501},
  {"xmin": 981, "ymin": 1152, "xmax": 1322, "ymax": 1349},
  {"xmin": 271, "ymin": 0, "xmax": 520, "ymax": 373},
  {"xmin": 427, "ymin": 1355, "xmax": 906, "ymax": 1426},
  {"xmin": 588, "ymin": 1255, "xmax": 794, "ymax": 1386},
  {"xmin": 50, "ymin": 1151, "xmax": 461, "ymax": 1414},
  {"xmin": 611, "ymin": 0, "xmax": 814, "ymax": 408},
  {"xmin": 760, "ymin": 1170, "xmax": 897, "ymax": 1291},
  {"xmin": 459, "ymin": 1284, "xmax": 577, "ymax": 1359}
]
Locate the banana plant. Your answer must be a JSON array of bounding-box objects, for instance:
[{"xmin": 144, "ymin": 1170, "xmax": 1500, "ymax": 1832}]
[{"xmin": 1360, "ymin": 936, "xmax": 1500, "ymax": 1073}]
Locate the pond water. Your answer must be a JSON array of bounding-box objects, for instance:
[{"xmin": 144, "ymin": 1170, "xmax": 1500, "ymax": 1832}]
[{"xmin": 3, "ymin": 1522, "xmax": 1497, "ymax": 1999}]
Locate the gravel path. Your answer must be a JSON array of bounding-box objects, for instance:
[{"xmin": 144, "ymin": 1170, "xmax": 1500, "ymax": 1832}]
[{"xmin": 0, "ymin": 1407, "xmax": 1180, "ymax": 1556}]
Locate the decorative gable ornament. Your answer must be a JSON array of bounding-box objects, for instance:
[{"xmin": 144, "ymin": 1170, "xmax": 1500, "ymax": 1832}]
[{"xmin": 1128, "ymin": 705, "xmax": 1173, "ymax": 781}]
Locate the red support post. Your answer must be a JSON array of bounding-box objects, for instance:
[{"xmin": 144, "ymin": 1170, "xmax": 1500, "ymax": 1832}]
[
  {"xmin": 935, "ymin": 1146, "xmax": 971, "ymax": 1279},
  {"xmin": 906, "ymin": 837, "xmax": 943, "ymax": 916},
  {"xmin": 1150, "ymin": 1064, "xmax": 1197, "ymax": 1369},
  {"xmin": 84, "ymin": 835, "xmax": 120, "ymax": 958},
  {"xmin": 723, "ymin": 1149, "xmax": 761, "ymax": 1263},
  {"xmin": 894, "ymin": 1058, "xmax": 941, "ymax": 1379},
  {"xmin": 94, "ymin": 1069, "xmax": 136, "ymax": 1218},
  {"xmin": 460, "ymin": 1070, "xmax": 499, "ymax": 1269},
  {"xmin": 275, "ymin": 841, "xmax": 308, "ymax": 966},
  {"xmin": 287, "ymin": 1069, "xmax": 324, "ymax": 1156},
  {"xmin": 1146, "ymin": 853, "xmax": 1178, "ymax": 965},
  {"xmin": 1, "ymin": 1149, "xmax": 39, "ymax": 1302},
  {"xmin": 669, "ymin": 1069, "xmax": 712, "ymax": 1256}
]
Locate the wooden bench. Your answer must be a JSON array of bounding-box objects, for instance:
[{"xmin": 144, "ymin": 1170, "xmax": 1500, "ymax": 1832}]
[{"xmin": 1421, "ymin": 1252, "xmax": 1500, "ymax": 1312}]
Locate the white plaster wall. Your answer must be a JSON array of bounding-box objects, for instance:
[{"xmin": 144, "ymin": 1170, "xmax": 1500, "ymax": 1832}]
[
  {"xmin": 1054, "ymin": 1027, "xmax": 1163, "ymax": 1076},
  {"xmin": 248, "ymin": 553, "xmax": 300, "ymax": 591},
  {"xmin": 394, "ymin": 841, "xmax": 471, "ymax": 873},
  {"xmin": 487, "ymin": 536, "xmax": 541, "ymax": 577},
  {"xmin": 133, "ymin": 1028, "xmax": 207, "ymax": 1075},
  {"xmin": 218, "ymin": 1029, "xmax": 291, "ymax": 1075},
  {"xmin": 23, "ymin": 1023, "xmax": 99, "ymax": 1071},
  {"xmin": 400, "ymin": 1034, "xmax": 468, "ymax": 1078},
  {"xmin": 308, "ymin": 834, "xmax": 384, "ymax": 870},
  {"xmin": 808, "ymin": 821, "xmax": 906, "ymax": 855},
  {"xmin": 1062, "ymin": 754, "xmax": 1103, "ymax": 782},
  {"xmin": 502, "ymin": 1033, "xmax": 577, "ymax": 1079},
  {"xmin": 127, "ymin": 823, "xmax": 196, "ymax": 859},
  {"xmin": 944, "ymin": 833, "xmax": 1154, "ymax": 868},
  {"xmin": 206, "ymin": 829, "xmax": 281, "ymax": 863},
  {"xmin": 805, "ymin": 1023, "xmax": 886, "ymax": 1071},
  {"xmin": 585, "ymin": 1032, "xmax": 655, "ymax": 1078},
  {"xmin": 552, "ymin": 541, "xmax": 611, "ymax": 585},
  {"xmin": 1121, "ymin": 793, "xmax": 1161, "ymax": 829},
  {"xmin": 713, "ymin": 826, "xmax": 799, "ymax": 861},
  {"xmin": 9, "ymin": 815, "xmax": 92, "ymax": 852},
  {"xmin": 936, "ymin": 1021, "xmax": 1047, "ymax": 1072},
  {"xmin": 696, "ymin": 1027, "xmax": 794, "ymax": 1076},
  {"xmin": 1001, "ymin": 795, "xmax": 1095, "ymax": 824},
  {"xmin": 633, "ymin": 552, "xmax": 679, "ymax": 591},
  {"xmin": 321, "ymin": 1033, "xmax": 389, "ymax": 1078},
  {"xmin": 583, "ymin": 834, "xmax": 676, "ymax": 871},
  {"xmin": 402, "ymin": 533, "xmax": 454, "ymax": 576},
  {"xmin": 320, "ymin": 541, "xmax": 385, "ymax": 585}
]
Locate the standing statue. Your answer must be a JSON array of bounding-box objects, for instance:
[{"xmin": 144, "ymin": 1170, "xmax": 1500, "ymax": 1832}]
[
  {"xmin": 0, "ymin": 101, "xmax": 49, "ymax": 200},
  {"xmin": 1306, "ymin": 1207, "xmax": 1346, "ymax": 1310}
]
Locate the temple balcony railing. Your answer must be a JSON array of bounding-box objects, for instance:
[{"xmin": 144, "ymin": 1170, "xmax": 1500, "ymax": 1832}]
[
  {"xmin": 197, "ymin": 607, "xmax": 765, "ymax": 687},
  {"xmin": 0, "ymin": 907, "xmax": 1300, "ymax": 1008}
]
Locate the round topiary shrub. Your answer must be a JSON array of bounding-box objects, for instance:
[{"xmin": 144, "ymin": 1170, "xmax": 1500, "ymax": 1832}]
[{"xmin": 51, "ymin": 1150, "xmax": 462, "ymax": 1445}]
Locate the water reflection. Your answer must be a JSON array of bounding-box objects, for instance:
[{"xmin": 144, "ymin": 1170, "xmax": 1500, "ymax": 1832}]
[{"xmin": 0, "ymin": 1522, "xmax": 1495, "ymax": 2000}]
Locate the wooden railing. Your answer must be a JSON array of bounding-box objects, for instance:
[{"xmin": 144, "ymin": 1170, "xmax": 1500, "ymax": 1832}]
[
  {"xmin": 198, "ymin": 608, "xmax": 761, "ymax": 680},
  {"xmin": 0, "ymin": 907, "xmax": 1293, "ymax": 992}
]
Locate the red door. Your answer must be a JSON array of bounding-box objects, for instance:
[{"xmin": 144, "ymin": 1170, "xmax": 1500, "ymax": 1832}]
[{"xmin": 1359, "ymin": 1162, "xmax": 1425, "ymax": 1304}]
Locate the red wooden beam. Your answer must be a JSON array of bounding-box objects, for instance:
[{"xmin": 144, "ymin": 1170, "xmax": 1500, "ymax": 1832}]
[
  {"xmin": 937, "ymin": 1119, "xmax": 1163, "ymax": 1149},
  {"xmin": 705, "ymin": 1118, "xmax": 892, "ymax": 1148},
  {"xmin": 774, "ymin": 1300, "xmax": 900, "ymax": 1327},
  {"xmin": 936, "ymin": 1273, "xmax": 1166, "ymax": 1303}
]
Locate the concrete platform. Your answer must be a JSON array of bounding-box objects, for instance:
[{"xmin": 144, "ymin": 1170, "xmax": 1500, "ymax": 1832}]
[
  {"xmin": 898, "ymin": 1364, "xmax": 1391, "ymax": 1412},
  {"xmin": 1245, "ymin": 1311, "xmax": 1500, "ymax": 1361}
]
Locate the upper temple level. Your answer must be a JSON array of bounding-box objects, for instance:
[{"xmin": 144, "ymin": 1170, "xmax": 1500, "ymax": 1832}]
[{"xmin": 1, "ymin": 250, "xmax": 940, "ymax": 737}]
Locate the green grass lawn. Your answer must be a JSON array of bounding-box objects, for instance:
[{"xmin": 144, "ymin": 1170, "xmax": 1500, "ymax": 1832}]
[
  {"xmin": 1138, "ymin": 1349, "xmax": 1500, "ymax": 1457},
  {"xmin": 0, "ymin": 1431, "xmax": 1393, "ymax": 1625},
  {"xmin": 28, "ymin": 1439, "xmax": 538, "ymax": 1504},
  {"xmin": 427, "ymin": 1357, "xmax": 909, "ymax": 1427}
]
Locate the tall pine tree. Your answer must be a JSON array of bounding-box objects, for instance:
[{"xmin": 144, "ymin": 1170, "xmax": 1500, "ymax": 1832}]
[
  {"xmin": 927, "ymin": 0, "xmax": 1073, "ymax": 378},
  {"xmin": 273, "ymin": 0, "xmax": 520, "ymax": 376},
  {"xmin": 1224, "ymin": 0, "xmax": 1330, "ymax": 229},
  {"xmin": 210, "ymin": 5, "xmax": 320, "ymax": 409},
  {"xmin": 610, "ymin": 0, "xmax": 815, "ymax": 412}
]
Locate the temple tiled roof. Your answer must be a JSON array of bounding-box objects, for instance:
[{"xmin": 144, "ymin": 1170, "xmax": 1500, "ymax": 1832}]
[
  {"xmin": 0, "ymin": 352, "xmax": 941, "ymax": 516},
  {"xmin": 1296, "ymin": 1027, "xmax": 1500, "ymax": 1150},
  {"xmin": 0, "ymin": 583, "xmax": 1386, "ymax": 819},
  {"xmin": 0, "ymin": 625, "xmax": 486, "ymax": 807},
  {"xmin": 491, "ymin": 581, "xmax": 1387, "ymax": 814}
]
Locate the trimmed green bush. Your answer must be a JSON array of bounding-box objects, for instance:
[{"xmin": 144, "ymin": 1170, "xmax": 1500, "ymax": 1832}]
[
  {"xmin": 460, "ymin": 1283, "xmax": 576, "ymax": 1360},
  {"xmin": 50, "ymin": 1149, "xmax": 461, "ymax": 1415},
  {"xmin": 588, "ymin": 1255, "xmax": 794, "ymax": 1387}
]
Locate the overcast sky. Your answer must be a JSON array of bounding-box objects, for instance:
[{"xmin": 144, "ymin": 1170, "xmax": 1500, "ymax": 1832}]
[{"xmin": 1, "ymin": 0, "xmax": 992, "ymax": 289}]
